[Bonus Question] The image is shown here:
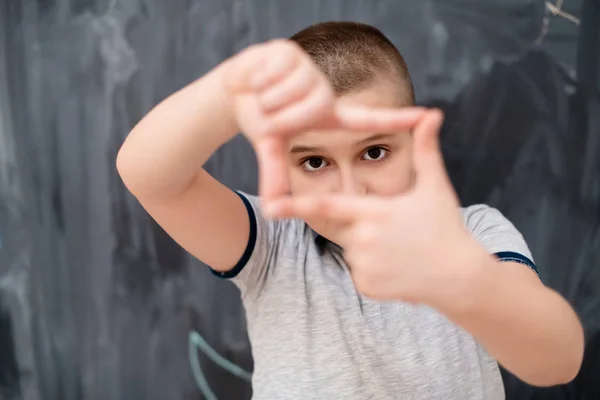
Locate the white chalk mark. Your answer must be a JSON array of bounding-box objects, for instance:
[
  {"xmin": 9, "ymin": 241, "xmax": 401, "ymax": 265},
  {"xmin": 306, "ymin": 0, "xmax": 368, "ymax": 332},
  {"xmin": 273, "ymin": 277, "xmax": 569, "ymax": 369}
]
[
  {"xmin": 546, "ymin": 2, "xmax": 580, "ymax": 25},
  {"xmin": 535, "ymin": 1, "xmax": 580, "ymax": 45}
]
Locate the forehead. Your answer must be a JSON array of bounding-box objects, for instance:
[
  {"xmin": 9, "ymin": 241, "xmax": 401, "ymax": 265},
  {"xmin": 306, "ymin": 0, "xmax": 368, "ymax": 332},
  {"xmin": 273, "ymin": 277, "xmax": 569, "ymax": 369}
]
[{"xmin": 289, "ymin": 81, "xmax": 407, "ymax": 150}]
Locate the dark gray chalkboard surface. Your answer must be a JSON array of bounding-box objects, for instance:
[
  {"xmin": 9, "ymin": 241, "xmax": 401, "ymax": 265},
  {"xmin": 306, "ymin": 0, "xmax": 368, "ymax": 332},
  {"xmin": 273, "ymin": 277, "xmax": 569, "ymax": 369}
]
[{"xmin": 0, "ymin": 0, "xmax": 598, "ymax": 399}]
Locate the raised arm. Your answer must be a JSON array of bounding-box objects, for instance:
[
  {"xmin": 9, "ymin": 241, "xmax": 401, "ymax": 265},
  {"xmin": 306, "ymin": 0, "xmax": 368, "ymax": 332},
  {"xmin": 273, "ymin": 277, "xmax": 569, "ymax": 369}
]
[{"xmin": 116, "ymin": 61, "xmax": 250, "ymax": 272}]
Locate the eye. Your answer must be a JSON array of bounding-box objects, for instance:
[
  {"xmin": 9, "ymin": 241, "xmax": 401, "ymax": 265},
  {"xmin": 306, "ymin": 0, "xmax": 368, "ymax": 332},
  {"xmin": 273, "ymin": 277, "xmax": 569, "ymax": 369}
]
[
  {"xmin": 302, "ymin": 157, "xmax": 329, "ymax": 172},
  {"xmin": 362, "ymin": 146, "xmax": 388, "ymax": 161}
]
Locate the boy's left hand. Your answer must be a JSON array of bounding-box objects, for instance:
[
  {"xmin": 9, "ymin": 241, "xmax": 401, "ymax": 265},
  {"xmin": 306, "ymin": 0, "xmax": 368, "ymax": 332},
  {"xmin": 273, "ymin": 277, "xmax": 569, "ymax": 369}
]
[{"xmin": 266, "ymin": 110, "xmax": 481, "ymax": 305}]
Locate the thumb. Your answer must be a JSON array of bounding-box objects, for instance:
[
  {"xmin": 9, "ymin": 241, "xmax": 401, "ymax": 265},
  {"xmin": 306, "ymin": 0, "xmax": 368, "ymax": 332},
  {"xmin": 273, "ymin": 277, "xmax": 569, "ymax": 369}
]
[
  {"xmin": 254, "ymin": 136, "xmax": 290, "ymax": 202},
  {"xmin": 412, "ymin": 109, "xmax": 448, "ymax": 189}
]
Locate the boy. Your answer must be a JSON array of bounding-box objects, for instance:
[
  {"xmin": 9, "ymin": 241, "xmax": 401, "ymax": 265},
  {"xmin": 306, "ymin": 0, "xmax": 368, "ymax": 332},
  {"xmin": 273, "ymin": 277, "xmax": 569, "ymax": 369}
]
[{"xmin": 117, "ymin": 21, "xmax": 584, "ymax": 399}]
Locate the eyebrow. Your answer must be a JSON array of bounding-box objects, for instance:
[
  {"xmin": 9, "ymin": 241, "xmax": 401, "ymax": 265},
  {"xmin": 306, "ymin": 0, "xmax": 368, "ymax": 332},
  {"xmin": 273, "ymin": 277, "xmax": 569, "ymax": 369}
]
[
  {"xmin": 289, "ymin": 133, "xmax": 396, "ymax": 154},
  {"xmin": 355, "ymin": 132, "xmax": 396, "ymax": 146}
]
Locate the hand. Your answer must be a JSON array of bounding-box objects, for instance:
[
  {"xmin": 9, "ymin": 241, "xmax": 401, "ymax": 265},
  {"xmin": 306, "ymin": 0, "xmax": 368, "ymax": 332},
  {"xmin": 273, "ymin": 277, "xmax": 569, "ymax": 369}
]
[
  {"xmin": 266, "ymin": 110, "xmax": 480, "ymax": 305},
  {"xmin": 221, "ymin": 39, "xmax": 426, "ymax": 201}
]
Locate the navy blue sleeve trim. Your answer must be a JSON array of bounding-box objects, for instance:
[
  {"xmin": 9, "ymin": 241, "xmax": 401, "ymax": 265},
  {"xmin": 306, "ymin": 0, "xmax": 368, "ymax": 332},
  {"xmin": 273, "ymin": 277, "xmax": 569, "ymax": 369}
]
[
  {"xmin": 210, "ymin": 191, "xmax": 258, "ymax": 279},
  {"xmin": 494, "ymin": 251, "xmax": 542, "ymax": 281}
]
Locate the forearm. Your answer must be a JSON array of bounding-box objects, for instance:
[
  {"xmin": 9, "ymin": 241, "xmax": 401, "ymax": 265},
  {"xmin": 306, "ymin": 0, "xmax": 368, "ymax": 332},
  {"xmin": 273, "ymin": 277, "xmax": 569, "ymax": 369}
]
[
  {"xmin": 437, "ymin": 243, "xmax": 584, "ymax": 387},
  {"xmin": 117, "ymin": 62, "xmax": 238, "ymax": 200}
]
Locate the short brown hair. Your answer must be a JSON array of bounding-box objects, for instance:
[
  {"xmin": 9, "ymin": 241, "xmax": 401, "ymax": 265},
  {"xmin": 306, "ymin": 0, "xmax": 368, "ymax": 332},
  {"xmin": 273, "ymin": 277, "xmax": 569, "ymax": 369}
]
[{"xmin": 290, "ymin": 21, "xmax": 415, "ymax": 105}]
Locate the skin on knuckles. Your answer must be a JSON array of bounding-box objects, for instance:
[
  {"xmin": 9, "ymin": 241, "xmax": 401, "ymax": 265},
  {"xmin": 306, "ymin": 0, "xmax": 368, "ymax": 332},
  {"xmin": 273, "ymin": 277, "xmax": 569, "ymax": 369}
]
[
  {"xmin": 249, "ymin": 40, "xmax": 301, "ymax": 91},
  {"xmin": 224, "ymin": 43, "xmax": 276, "ymax": 93},
  {"xmin": 266, "ymin": 82, "xmax": 336, "ymax": 138},
  {"xmin": 258, "ymin": 59, "xmax": 319, "ymax": 113}
]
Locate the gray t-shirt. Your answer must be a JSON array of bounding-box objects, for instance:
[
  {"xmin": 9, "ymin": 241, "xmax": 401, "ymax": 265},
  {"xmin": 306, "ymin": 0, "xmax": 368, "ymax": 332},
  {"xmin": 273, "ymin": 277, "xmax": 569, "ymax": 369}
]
[{"xmin": 211, "ymin": 191, "xmax": 539, "ymax": 400}]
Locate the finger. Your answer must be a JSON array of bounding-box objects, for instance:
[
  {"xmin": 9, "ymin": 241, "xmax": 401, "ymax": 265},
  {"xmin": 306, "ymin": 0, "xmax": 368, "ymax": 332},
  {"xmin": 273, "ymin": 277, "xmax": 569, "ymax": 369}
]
[
  {"xmin": 255, "ymin": 137, "xmax": 289, "ymax": 201},
  {"xmin": 257, "ymin": 58, "xmax": 318, "ymax": 113},
  {"xmin": 265, "ymin": 194, "xmax": 381, "ymax": 222},
  {"xmin": 333, "ymin": 105, "xmax": 426, "ymax": 133},
  {"xmin": 249, "ymin": 40, "xmax": 301, "ymax": 91},
  {"xmin": 412, "ymin": 109, "xmax": 448, "ymax": 188},
  {"xmin": 222, "ymin": 44, "xmax": 268, "ymax": 93},
  {"xmin": 264, "ymin": 81, "xmax": 335, "ymax": 137}
]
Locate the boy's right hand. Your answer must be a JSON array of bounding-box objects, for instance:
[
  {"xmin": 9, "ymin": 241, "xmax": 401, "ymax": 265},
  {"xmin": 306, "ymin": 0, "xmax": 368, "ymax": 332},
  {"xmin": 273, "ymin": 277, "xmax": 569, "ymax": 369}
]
[{"xmin": 222, "ymin": 40, "xmax": 425, "ymax": 204}]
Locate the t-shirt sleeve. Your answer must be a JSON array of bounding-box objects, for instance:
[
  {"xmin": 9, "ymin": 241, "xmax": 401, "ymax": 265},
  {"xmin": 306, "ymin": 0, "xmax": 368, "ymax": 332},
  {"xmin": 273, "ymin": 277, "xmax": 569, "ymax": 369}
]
[
  {"xmin": 462, "ymin": 204, "xmax": 542, "ymax": 281},
  {"xmin": 208, "ymin": 190, "xmax": 281, "ymax": 296}
]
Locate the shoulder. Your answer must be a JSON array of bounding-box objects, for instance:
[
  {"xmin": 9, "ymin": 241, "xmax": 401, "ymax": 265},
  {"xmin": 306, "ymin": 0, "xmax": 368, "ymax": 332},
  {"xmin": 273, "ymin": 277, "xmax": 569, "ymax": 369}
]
[
  {"xmin": 460, "ymin": 204, "xmax": 516, "ymax": 236},
  {"xmin": 237, "ymin": 191, "xmax": 310, "ymax": 243},
  {"xmin": 239, "ymin": 191, "xmax": 331, "ymax": 268},
  {"xmin": 213, "ymin": 191, "xmax": 313, "ymax": 278},
  {"xmin": 460, "ymin": 204, "xmax": 541, "ymax": 280}
]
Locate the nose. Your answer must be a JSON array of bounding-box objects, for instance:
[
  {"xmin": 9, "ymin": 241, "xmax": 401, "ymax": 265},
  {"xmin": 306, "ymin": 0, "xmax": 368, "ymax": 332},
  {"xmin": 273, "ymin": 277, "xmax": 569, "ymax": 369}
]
[{"xmin": 337, "ymin": 167, "xmax": 367, "ymax": 195}]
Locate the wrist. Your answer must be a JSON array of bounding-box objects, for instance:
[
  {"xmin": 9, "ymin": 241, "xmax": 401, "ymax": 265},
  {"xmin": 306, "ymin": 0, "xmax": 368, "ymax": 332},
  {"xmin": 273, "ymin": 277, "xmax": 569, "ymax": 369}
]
[{"xmin": 205, "ymin": 61, "xmax": 241, "ymax": 137}]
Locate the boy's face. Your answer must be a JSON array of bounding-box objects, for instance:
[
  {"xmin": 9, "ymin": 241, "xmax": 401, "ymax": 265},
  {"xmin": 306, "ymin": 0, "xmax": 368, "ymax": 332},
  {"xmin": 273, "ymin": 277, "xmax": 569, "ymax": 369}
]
[{"xmin": 286, "ymin": 79, "xmax": 414, "ymax": 243}]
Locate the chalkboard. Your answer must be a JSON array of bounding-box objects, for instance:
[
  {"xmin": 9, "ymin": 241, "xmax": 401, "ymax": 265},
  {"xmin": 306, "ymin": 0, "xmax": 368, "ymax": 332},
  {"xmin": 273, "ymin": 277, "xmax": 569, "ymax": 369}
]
[{"xmin": 0, "ymin": 0, "xmax": 598, "ymax": 399}]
